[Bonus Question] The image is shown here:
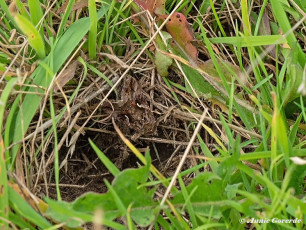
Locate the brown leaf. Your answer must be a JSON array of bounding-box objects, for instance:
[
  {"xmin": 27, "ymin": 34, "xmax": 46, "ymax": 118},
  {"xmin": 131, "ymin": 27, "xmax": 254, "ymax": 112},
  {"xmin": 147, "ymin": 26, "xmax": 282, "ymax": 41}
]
[
  {"xmin": 57, "ymin": 0, "xmax": 88, "ymax": 14},
  {"xmin": 259, "ymin": 9, "xmax": 275, "ymax": 58},
  {"xmin": 133, "ymin": 0, "xmax": 166, "ymax": 16},
  {"xmin": 134, "ymin": 0, "xmax": 155, "ymax": 15},
  {"xmin": 54, "ymin": 60, "xmax": 78, "ymax": 92},
  {"xmin": 154, "ymin": 0, "xmax": 166, "ymax": 15},
  {"xmin": 159, "ymin": 13, "xmax": 198, "ymax": 62}
]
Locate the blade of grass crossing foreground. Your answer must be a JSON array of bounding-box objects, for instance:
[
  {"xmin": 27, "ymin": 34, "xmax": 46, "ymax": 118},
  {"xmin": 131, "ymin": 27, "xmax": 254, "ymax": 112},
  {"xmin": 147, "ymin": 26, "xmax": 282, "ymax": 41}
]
[
  {"xmin": 7, "ymin": 5, "xmax": 110, "ymax": 170},
  {"xmin": 88, "ymin": 0, "xmax": 97, "ymax": 59},
  {"xmin": 209, "ymin": 35, "xmax": 286, "ymax": 47},
  {"xmin": 178, "ymin": 175, "xmax": 198, "ymax": 227},
  {"xmin": 197, "ymin": 134, "xmax": 218, "ymax": 173},
  {"xmin": 104, "ymin": 180, "xmax": 126, "ymax": 215},
  {"xmin": 209, "ymin": 0, "xmax": 226, "ymax": 36}
]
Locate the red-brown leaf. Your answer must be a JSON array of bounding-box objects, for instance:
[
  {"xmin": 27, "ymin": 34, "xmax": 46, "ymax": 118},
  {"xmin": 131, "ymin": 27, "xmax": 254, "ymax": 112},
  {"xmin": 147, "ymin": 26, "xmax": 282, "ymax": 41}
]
[
  {"xmin": 134, "ymin": 0, "xmax": 166, "ymax": 15},
  {"xmin": 134, "ymin": 0, "xmax": 155, "ymax": 15},
  {"xmin": 159, "ymin": 13, "xmax": 198, "ymax": 61},
  {"xmin": 154, "ymin": 0, "xmax": 166, "ymax": 15}
]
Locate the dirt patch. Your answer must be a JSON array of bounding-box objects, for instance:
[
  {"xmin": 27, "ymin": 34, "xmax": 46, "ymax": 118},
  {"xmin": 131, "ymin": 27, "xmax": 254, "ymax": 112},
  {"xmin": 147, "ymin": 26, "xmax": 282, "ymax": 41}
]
[{"xmin": 36, "ymin": 68, "xmax": 208, "ymax": 202}]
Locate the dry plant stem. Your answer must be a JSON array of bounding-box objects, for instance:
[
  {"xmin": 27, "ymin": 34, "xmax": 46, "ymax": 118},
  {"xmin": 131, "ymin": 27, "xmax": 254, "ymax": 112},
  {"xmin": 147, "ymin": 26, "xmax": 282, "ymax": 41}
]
[
  {"xmin": 148, "ymin": 109, "xmax": 207, "ymax": 230},
  {"xmin": 28, "ymin": 40, "xmax": 86, "ymax": 186},
  {"xmin": 288, "ymin": 0, "xmax": 306, "ymax": 16},
  {"xmin": 5, "ymin": 74, "xmax": 120, "ymax": 151},
  {"xmin": 174, "ymin": 108, "xmax": 262, "ymax": 139},
  {"xmin": 0, "ymin": 40, "xmax": 27, "ymax": 83},
  {"xmin": 33, "ymin": 112, "xmax": 81, "ymax": 190},
  {"xmin": 76, "ymin": 0, "xmax": 186, "ymax": 135},
  {"xmin": 160, "ymin": 110, "xmax": 207, "ymax": 205}
]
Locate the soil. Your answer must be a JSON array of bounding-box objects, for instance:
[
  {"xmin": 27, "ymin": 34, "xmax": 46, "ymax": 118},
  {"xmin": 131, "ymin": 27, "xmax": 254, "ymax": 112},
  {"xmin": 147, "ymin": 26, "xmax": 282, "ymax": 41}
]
[{"xmin": 36, "ymin": 67, "xmax": 216, "ymax": 202}]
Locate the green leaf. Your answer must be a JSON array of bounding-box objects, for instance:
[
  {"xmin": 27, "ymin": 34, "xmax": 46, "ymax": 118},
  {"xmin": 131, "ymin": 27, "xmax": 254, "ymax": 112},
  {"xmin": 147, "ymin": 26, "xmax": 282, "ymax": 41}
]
[
  {"xmin": 225, "ymin": 183, "xmax": 242, "ymax": 200},
  {"xmin": 46, "ymin": 165, "xmax": 155, "ymax": 227},
  {"xmin": 182, "ymin": 64, "xmax": 221, "ymax": 99},
  {"xmin": 173, "ymin": 172, "xmax": 223, "ymax": 219},
  {"xmin": 293, "ymin": 0, "xmax": 306, "ymax": 11},
  {"xmin": 28, "ymin": 0, "xmax": 44, "ymax": 27},
  {"xmin": 45, "ymin": 199, "xmax": 91, "ymax": 228},
  {"xmin": 155, "ymin": 51, "xmax": 173, "ymax": 77},
  {"xmin": 14, "ymin": 14, "xmax": 45, "ymax": 58}
]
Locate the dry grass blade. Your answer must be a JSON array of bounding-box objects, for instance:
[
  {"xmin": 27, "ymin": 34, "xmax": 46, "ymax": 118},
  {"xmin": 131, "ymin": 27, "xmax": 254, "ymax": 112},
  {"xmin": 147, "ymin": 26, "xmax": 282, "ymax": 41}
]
[{"xmin": 159, "ymin": 109, "xmax": 207, "ymax": 205}]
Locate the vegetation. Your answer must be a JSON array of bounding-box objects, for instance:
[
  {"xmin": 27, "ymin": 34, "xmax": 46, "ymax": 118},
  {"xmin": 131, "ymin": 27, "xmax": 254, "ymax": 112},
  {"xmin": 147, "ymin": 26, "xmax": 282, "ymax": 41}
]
[{"xmin": 0, "ymin": 0, "xmax": 305, "ymax": 229}]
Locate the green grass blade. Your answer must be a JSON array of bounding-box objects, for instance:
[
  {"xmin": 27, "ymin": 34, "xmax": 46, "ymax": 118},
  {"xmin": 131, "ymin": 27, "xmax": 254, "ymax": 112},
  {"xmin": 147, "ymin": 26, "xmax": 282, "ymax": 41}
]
[
  {"xmin": 178, "ymin": 175, "xmax": 198, "ymax": 227},
  {"xmin": 105, "ymin": 180, "xmax": 126, "ymax": 215},
  {"xmin": 50, "ymin": 92, "xmax": 61, "ymax": 201},
  {"xmin": 88, "ymin": 0, "xmax": 98, "ymax": 59},
  {"xmin": 14, "ymin": 14, "xmax": 46, "ymax": 58},
  {"xmin": 57, "ymin": 0, "xmax": 75, "ymax": 37},
  {"xmin": 28, "ymin": 0, "xmax": 44, "ymax": 27},
  {"xmin": 89, "ymin": 139, "xmax": 120, "ymax": 177},
  {"xmin": 15, "ymin": 0, "xmax": 30, "ymax": 19},
  {"xmin": 209, "ymin": 35, "xmax": 286, "ymax": 47}
]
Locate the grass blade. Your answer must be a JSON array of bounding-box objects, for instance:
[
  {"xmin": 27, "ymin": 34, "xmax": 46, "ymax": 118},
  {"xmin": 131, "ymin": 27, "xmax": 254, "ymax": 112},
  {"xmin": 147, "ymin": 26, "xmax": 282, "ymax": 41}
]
[
  {"xmin": 89, "ymin": 139, "xmax": 120, "ymax": 177},
  {"xmin": 88, "ymin": 0, "xmax": 98, "ymax": 59},
  {"xmin": 14, "ymin": 14, "xmax": 45, "ymax": 58},
  {"xmin": 28, "ymin": 0, "xmax": 43, "ymax": 28},
  {"xmin": 57, "ymin": 0, "xmax": 75, "ymax": 37}
]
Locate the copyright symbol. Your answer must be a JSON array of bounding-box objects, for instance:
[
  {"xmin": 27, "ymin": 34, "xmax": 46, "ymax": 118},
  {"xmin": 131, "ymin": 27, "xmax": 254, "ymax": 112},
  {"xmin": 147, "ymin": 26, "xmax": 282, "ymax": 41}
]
[{"xmin": 239, "ymin": 218, "xmax": 246, "ymax": 224}]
